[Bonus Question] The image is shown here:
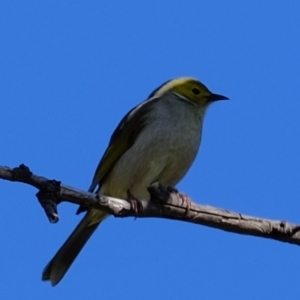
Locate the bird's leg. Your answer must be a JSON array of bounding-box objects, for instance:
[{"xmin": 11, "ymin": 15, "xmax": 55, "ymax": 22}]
[
  {"xmin": 126, "ymin": 189, "xmax": 143, "ymax": 215},
  {"xmin": 167, "ymin": 186, "xmax": 191, "ymax": 215}
]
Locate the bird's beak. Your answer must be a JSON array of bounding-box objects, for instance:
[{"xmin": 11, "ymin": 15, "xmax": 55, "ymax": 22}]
[{"xmin": 208, "ymin": 93, "xmax": 229, "ymax": 102}]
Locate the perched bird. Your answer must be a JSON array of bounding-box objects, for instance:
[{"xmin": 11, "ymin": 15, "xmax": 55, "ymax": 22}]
[{"xmin": 42, "ymin": 77, "xmax": 228, "ymax": 286}]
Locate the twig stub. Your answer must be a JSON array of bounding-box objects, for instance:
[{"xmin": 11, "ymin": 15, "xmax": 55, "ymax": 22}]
[{"xmin": 36, "ymin": 180, "xmax": 61, "ymax": 223}]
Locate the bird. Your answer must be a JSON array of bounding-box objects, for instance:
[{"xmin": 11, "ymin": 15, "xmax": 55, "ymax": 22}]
[{"xmin": 42, "ymin": 77, "xmax": 228, "ymax": 286}]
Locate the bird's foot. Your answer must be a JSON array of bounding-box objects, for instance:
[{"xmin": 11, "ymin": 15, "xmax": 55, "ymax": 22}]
[
  {"xmin": 127, "ymin": 190, "xmax": 143, "ymax": 215},
  {"xmin": 167, "ymin": 186, "xmax": 191, "ymax": 215},
  {"xmin": 148, "ymin": 182, "xmax": 191, "ymax": 215},
  {"xmin": 178, "ymin": 192, "xmax": 191, "ymax": 215}
]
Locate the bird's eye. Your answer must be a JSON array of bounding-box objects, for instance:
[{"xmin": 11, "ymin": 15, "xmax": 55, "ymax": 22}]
[{"xmin": 192, "ymin": 88, "xmax": 200, "ymax": 95}]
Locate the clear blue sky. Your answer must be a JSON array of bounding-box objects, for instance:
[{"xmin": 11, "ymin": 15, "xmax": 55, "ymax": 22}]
[{"xmin": 1, "ymin": 1, "xmax": 300, "ymax": 299}]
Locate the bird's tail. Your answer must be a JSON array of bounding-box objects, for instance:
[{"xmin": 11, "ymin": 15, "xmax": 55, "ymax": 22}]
[{"xmin": 42, "ymin": 209, "xmax": 108, "ymax": 286}]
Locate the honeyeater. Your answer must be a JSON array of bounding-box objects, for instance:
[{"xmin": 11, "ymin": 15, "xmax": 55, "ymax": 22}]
[{"xmin": 42, "ymin": 77, "xmax": 228, "ymax": 286}]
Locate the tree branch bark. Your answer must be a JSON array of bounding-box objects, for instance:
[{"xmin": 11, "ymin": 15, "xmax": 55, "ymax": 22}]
[{"xmin": 1, "ymin": 164, "xmax": 300, "ymax": 246}]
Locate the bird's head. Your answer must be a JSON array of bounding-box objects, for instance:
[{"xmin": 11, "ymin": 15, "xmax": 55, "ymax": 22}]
[{"xmin": 149, "ymin": 77, "xmax": 229, "ymax": 108}]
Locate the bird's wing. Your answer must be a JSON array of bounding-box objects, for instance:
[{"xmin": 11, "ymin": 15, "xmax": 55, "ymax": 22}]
[{"xmin": 88, "ymin": 97, "xmax": 160, "ymax": 193}]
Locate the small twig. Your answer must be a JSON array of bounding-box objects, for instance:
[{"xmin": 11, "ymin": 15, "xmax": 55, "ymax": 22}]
[{"xmin": 1, "ymin": 164, "xmax": 300, "ymax": 246}]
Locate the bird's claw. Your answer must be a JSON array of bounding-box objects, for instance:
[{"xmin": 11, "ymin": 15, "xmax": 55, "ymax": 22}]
[
  {"xmin": 178, "ymin": 192, "xmax": 191, "ymax": 215},
  {"xmin": 167, "ymin": 186, "xmax": 191, "ymax": 215},
  {"xmin": 127, "ymin": 190, "xmax": 143, "ymax": 215}
]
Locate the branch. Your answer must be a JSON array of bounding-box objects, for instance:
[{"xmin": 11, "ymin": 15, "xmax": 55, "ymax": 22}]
[{"xmin": 1, "ymin": 164, "xmax": 300, "ymax": 246}]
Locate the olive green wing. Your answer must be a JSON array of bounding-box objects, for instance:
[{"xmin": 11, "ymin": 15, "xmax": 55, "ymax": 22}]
[{"xmin": 88, "ymin": 97, "xmax": 159, "ymax": 194}]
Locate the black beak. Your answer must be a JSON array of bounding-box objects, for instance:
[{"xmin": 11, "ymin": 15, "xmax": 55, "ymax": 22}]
[{"xmin": 208, "ymin": 93, "xmax": 229, "ymax": 102}]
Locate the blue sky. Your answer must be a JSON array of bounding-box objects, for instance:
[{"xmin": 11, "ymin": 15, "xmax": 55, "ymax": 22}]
[{"xmin": 1, "ymin": 1, "xmax": 300, "ymax": 299}]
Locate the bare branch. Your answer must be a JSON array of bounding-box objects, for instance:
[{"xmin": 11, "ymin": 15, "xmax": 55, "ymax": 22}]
[{"xmin": 1, "ymin": 164, "xmax": 300, "ymax": 246}]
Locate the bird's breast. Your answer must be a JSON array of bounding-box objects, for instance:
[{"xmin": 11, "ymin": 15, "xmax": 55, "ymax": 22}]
[{"xmin": 100, "ymin": 100, "xmax": 203, "ymax": 200}]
